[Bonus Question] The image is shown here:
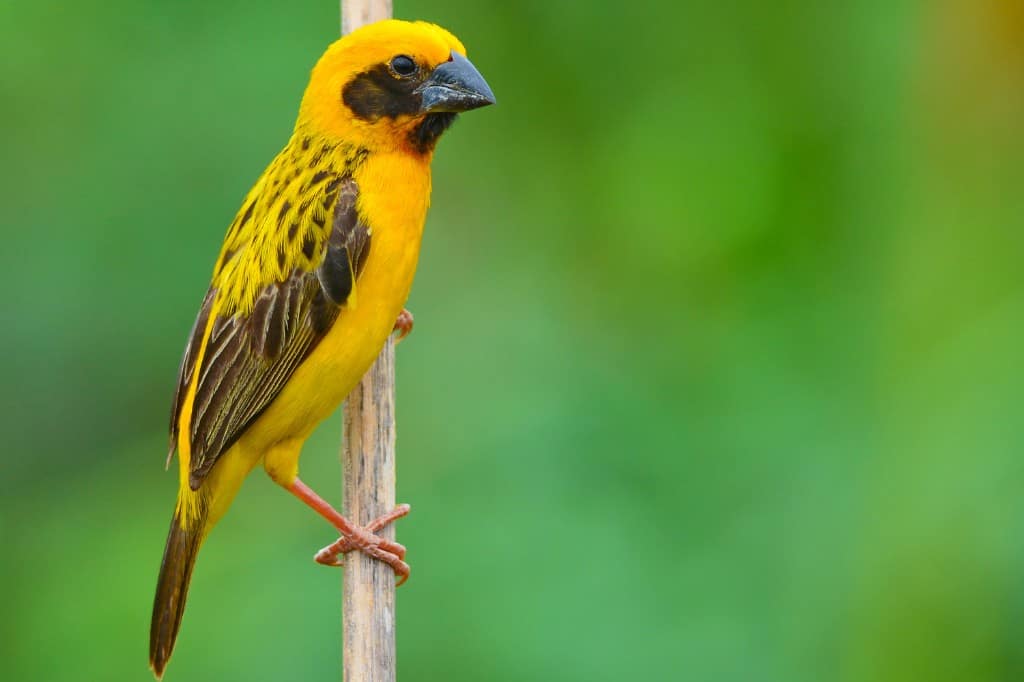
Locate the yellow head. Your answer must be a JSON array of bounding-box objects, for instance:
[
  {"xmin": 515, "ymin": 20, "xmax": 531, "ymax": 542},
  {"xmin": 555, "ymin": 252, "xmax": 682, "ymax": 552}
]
[{"xmin": 298, "ymin": 20, "xmax": 495, "ymax": 154}]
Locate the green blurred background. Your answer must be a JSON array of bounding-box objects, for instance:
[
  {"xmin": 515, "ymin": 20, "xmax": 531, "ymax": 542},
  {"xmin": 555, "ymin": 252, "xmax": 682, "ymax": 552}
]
[{"xmin": 3, "ymin": 0, "xmax": 1023, "ymax": 680}]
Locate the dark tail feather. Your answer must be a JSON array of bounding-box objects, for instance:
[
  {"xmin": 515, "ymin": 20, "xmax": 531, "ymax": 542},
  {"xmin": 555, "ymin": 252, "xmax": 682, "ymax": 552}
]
[{"xmin": 149, "ymin": 502, "xmax": 207, "ymax": 679}]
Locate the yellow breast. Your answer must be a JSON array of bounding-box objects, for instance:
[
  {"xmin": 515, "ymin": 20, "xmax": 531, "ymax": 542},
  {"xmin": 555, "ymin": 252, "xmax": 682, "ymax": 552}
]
[{"xmin": 240, "ymin": 150, "xmax": 432, "ymax": 457}]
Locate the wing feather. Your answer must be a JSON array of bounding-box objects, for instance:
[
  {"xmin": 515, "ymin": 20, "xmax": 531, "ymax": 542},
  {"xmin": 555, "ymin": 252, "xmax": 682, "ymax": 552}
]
[
  {"xmin": 166, "ymin": 288, "xmax": 217, "ymax": 466},
  {"xmin": 166, "ymin": 175, "xmax": 371, "ymax": 489}
]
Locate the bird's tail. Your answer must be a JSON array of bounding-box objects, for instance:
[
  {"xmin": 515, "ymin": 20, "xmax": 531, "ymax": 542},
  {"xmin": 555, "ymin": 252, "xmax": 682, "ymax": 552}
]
[{"xmin": 149, "ymin": 495, "xmax": 208, "ymax": 679}]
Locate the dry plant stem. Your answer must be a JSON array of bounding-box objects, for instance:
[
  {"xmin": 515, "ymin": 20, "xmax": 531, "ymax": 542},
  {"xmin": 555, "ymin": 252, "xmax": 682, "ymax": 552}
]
[
  {"xmin": 340, "ymin": 5, "xmax": 397, "ymax": 680},
  {"xmin": 341, "ymin": 0, "xmax": 392, "ymax": 36},
  {"xmin": 343, "ymin": 336, "xmax": 401, "ymax": 681}
]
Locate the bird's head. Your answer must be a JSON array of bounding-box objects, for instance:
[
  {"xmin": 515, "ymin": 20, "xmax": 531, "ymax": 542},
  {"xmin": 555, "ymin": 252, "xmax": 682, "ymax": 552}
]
[{"xmin": 298, "ymin": 20, "xmax": 495, "ymax": 155}]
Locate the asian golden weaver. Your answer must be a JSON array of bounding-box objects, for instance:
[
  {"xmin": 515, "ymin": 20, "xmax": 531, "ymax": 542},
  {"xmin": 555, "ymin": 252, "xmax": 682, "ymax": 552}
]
[{"xmin": 149, "ymin": 20, "xmax": 494, "ymax": 678}]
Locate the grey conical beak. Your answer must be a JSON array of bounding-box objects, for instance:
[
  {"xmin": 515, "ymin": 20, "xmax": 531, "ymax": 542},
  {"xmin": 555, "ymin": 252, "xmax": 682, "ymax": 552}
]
[{"xmin": 418, "ymin": 51, "xmax": 496, "ymax": 114}]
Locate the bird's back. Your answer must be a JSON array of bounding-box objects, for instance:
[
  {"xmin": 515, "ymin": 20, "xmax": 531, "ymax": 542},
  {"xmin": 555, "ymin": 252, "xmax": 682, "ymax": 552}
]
[{"xmin": 236, "ymin": 143, "xmax": 433, "ymax": 460}]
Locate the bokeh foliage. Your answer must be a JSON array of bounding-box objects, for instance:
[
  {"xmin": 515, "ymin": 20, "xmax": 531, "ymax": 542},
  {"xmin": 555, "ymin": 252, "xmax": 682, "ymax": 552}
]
[{"xmin": 2, "ymin": 0, "xmax": 1023, "ymax": 680}]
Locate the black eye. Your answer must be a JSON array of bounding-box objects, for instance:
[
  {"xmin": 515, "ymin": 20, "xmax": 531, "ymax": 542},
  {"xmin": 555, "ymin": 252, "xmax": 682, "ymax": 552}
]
[{"xmin": 390, "ymin": 55, "xmax": 417, "ymax": 77}]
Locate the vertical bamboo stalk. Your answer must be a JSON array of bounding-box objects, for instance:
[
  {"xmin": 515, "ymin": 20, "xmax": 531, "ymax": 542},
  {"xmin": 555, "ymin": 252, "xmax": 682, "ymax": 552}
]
[
  {"xmin": 342, "ymin": 337, "xmax": 397, "ymax": 682},
  {"xmin": 341, "ymin": 0, "xmax": 391, "ymax": 36},
  {"xmin": 339, "ymin": 8, "xmax": 395, "ymax": 682}
]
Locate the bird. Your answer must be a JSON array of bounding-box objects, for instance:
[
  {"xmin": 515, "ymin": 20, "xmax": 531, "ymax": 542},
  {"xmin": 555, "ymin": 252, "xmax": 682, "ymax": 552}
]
[{"xmin": 148, "ymin": 19, "xmax": 494, "ymax": 678}]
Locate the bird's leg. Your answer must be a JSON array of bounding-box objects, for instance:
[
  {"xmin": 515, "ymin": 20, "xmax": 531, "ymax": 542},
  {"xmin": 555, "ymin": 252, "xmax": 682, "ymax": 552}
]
[
  {"xmin": 313, "ymin": 504, "xmax": 410, "ymax": 564},
  {"xmin": 286, "ymin": 478, "xmax": 410, "ymax": 585},
  {"xmin": 392, "ymin": 308, "xmax": 414, "ymax": 343}
]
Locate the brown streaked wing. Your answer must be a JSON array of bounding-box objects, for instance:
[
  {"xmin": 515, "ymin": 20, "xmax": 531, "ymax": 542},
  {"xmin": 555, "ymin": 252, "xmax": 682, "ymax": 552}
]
[
  {"xmin": 165, "ymin": 177, "xmax": 372, "ymax": 489},
  {"xmin": 167, "ymin": 288, "xmax": 216, "ymax": 466}
]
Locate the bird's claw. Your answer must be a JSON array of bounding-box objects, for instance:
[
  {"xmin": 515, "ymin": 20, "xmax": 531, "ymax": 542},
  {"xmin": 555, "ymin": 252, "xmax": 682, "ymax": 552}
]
[
  {"xmin": 313, "ymin": 504, "xmax": 411, "ymax": 585},
  {"xmin": 392, "ymin": 309, "xmax": 414, "ymax": 343}
]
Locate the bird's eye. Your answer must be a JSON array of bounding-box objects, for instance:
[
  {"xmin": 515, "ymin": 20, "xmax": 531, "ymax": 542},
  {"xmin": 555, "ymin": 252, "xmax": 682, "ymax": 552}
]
[{"xmin": 390, "ymin": 55, "xmax": 417, "ymax": 77}]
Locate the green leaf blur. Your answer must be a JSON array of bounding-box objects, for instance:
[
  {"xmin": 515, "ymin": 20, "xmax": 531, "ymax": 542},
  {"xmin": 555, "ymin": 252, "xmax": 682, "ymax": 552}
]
[{"xmin": 2, "ymin": 1, "xmax": 1023, "ymax": 680}]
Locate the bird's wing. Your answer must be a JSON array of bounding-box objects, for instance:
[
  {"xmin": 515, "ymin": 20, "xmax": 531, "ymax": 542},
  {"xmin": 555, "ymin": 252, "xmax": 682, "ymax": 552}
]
[{"xmin": 167, "ymin": 174, "xmax": 370, "ymax": 489}]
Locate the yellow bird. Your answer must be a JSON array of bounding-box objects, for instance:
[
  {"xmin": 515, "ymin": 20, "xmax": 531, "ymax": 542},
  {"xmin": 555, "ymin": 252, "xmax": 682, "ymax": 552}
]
[{"xmin": 149, "ymin": 19, "xmax": 494, "ymax": 678}]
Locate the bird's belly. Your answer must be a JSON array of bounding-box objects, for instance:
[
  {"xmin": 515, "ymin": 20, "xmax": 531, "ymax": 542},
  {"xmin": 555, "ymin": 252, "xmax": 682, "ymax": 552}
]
[{"xmin": 240, "ymin": 180, "xmax": 426, "ymax": 457}]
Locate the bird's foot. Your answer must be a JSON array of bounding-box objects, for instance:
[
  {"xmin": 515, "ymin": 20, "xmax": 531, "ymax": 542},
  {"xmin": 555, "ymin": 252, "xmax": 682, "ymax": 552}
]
[
  {"xmin": 392, "ymin": 309, "xmax": 414, "ymax": 343},
  {"xmin": 313, "ymin": 504, "xmax": 411, "ymax": 585}
]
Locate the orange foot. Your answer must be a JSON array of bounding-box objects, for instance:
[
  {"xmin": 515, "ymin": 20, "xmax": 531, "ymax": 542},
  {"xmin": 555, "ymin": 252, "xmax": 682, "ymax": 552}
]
[
  {"xmin": 314, "ymin": 504, "xmax": 412, "ymax": 585},
  {"xmin": 392, "ymin": 308, "xmax": 414, "ymax": 343}
]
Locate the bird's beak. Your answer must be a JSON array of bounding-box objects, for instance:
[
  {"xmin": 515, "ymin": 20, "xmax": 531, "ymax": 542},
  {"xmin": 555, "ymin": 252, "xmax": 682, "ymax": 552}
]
[{"xmin": 418, "ymin": 52, "xmax": 496, "ymax": 114}]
